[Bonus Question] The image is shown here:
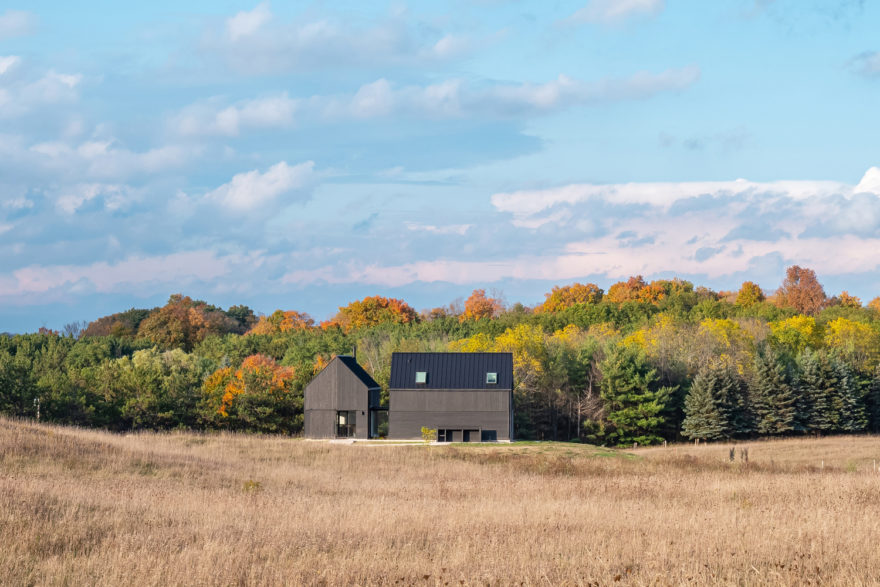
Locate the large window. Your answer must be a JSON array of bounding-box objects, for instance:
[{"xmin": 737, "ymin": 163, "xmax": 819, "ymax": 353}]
[{"xmin": 336, "ymin": 411, "xmax": 356, "ymax": 438}]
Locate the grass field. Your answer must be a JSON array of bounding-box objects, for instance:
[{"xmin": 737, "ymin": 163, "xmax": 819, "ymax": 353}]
[{"xmin": 3, "ymin": 418, "xmax": 880, "ymax": 585}]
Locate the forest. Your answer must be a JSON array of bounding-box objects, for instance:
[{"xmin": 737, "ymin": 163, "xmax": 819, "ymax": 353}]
[{"xmin": 2, "ymin": 265, "xmax": 879, "ymax": 445}]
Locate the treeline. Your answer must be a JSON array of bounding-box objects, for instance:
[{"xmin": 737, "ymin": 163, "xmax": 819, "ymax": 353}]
[{"xmin": 2, "ymin": 267, "xmax": 880, "ymax": 444}]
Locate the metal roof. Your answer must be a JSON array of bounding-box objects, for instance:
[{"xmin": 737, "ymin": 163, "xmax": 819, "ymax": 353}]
[
  {"xmin": 389, "ymin": 352, "xmax": 513, "ymax": 391},
  {"xmin": 336, "ymin": 355, "xmax": 381, "ymax": 390}
]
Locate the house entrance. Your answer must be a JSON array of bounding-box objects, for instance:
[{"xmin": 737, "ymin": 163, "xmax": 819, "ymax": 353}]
[{"xmin": 336, "ymin": 411, "xmax": 356, "ymax": 438}]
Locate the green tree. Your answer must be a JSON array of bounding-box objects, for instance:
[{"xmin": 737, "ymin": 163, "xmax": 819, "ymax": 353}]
[
  {"xmin": 599, "ymin": 344, "xmax": 671, "ymax": 446},
  {"xmin": 681, "ymin": 364, "xmax": 727, "ymax": 441},
  {"xmin": 750, "ymin": 347, "xmax": 797, "ymax": 435}
]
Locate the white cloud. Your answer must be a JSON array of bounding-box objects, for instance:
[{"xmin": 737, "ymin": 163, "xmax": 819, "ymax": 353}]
[
  {"xmin": 851, "ymin": 51, "xmax": 880, "ymax": 77},
  {"xmin": 567, "ymin": 0, "xmax": 664, "ymax": 25},
  {"xmin": 404, "ymin": 222, "xmax": 472, "ymax": 235},
  {"xmin": 0, "ymin": 10, "xmax": 35, "ymax": 39},
  {"xmin": 0, "ymin": 56, "xmax": 20, "ymax": 76},
  {"xmin": 173, "ymin": 94, "xmax": 297, "ymax": 137},
  {"xmin": 29, "ymin": 138, "xmax": 192, "ymax": 180},
  {"xmin": 205, "ymin": 161, "xmax": 316, "ymax": 211},
  {"xmin": 283, "ymin": 167, "xmax": 880, "ymax": 289},
  {"xmin": 855, "ymin": 166, "xmax": 880, "ymax": 194},
  {"xmin": 212, "ymin": 7, "xmax": 472, "ymax": 74},
  {"xmin": 491, "ymin": 177, "xmax": 847, "ymax": 226},
  {"xmin": 226, "ymin": 2, "xmax": 272, "ymax": 41},
  {"xmin": 319, "ymin": 67, "xmax": 699, "ymax": 121},
  {"xmin": 55, "ymin": 184, "xmax": 135, "ymax": 214}
]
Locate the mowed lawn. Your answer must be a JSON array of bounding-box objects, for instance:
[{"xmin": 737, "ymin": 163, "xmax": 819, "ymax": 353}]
[{"xmin": 3, "ymin": 419, "xmax": 880, "ymax": 585}]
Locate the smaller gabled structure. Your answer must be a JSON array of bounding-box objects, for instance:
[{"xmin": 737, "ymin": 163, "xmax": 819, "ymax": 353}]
[{"xmin": 304, "ymin": 355, "xmax": 384, "ymax": 439}]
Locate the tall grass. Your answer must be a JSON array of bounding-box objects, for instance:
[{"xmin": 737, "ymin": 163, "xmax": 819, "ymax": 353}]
[{"xmin": 2, "ymin": 417, "xmax": 880, "ymax": 585}]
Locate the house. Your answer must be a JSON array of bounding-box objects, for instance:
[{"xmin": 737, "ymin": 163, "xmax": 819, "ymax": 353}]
[
  {"xmin": 388, "ymin": 352, "xmax": 514, "ymax": 442},
  {"xmin": 304, "ymin": 355, "xmax": 385, "ymax": 439},
  {"xmin": 304, "ymin": 352, "xmax": 515, "ymax": 441}
]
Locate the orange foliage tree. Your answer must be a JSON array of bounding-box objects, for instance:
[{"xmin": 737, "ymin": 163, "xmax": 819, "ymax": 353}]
[
  {"xmin": 247, "ymin": 310, "xmax": 315, "ymax": 335},
  {"xmin": 537, "ymin": 283, "xmax": 603, "ymax": 312},
  {"xmin": 137, "ymin": 294, "xmax": 241, "ymax": 351},
  {"xmin": 774, "ymin": 266, "xmax": 826, "ymax": 315},
  {"xmin": 323, "ymin": 296, "xmax": 418, "ymax": 331},
  {"xmin": 836, "ymin": 291, "xmax": 862, "ymax": 309},
  {"xmin": 461, "ymin": 289, "xmax": 504, "ymax": 321},
  {"xmin": 202, "ymin": 354, "xmax": 301, "ymax": 432},
  {"xmin": 606, "ymin": 276, "xmax": 647, "ymax": 304}
]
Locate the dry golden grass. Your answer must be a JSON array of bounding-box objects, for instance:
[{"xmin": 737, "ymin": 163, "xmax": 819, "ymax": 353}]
[{"xmin": 3, "ymin": 418, "xmax": 880, "ymax": 586}]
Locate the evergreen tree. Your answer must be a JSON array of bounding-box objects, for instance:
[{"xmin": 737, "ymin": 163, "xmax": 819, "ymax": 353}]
[
  {"xmin": 750, "ymin": 346, "xmax": 797, "ymax": 435},
  {"xmin": 599, "ymin": 344, "xmax": 671, "ymax": 446},
  {"xmin": 682, "ymin": 364, "xmax": 726, "ymax": 440},
  {"xmin": 796, "ymin": 349, "xmax": 837, "ymax": 434},
  {"xmin": 865, "ymin": 366, "xmax": 880, "ymax": 433},
  {"xmin": 724, "ymin": 371, "xmax": 755, "ymax": 437},
  {"xmin": 832, "ymin": 358, "xmax": 868, "ymax": 433}
]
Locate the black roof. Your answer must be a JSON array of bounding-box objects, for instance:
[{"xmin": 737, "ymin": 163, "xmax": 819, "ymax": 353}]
[
  {"xmin": 336, "ymin": 355, "xmax": 381, "ymax": 390},
  {"xmin": 389, "ymin": 352, "xmax": 513, "ymax": 391}
]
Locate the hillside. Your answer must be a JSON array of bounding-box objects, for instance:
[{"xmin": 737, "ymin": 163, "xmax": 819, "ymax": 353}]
[{"xmin": 3, "ymin": 418, "xmax": 880, "ymax": 584}]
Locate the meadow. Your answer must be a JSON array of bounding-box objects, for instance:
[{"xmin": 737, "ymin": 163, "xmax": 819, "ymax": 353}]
[{"xmin": 3, "ymin": 417, "xmax": 880, "ymax": 585}]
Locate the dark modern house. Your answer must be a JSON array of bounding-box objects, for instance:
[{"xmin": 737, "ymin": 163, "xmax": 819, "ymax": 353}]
[
  {"xmin": 304, "ymin": 352, "xmax": 514, "ymax": 441},
  {"xmin": 304, "ymin": 355, "xmax": 385, "ymax": 439},
  {"xmin": 388, "ymin": 352, "xmax": 514, "ymax": 442}
]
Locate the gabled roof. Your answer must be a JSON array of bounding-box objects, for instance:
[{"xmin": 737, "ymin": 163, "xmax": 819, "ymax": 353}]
[
  {"xmin": 336, "ymin": 355, "xmax": 381, "ymax": 390},
  {"xmin": 389, "ymin": 352, "xmax": 513, "ymax": 391}
]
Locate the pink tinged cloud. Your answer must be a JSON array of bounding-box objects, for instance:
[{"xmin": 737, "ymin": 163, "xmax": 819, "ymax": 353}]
[{"xmin": 2, "ymin": 251, "xmax": 234, "ymax": 297}]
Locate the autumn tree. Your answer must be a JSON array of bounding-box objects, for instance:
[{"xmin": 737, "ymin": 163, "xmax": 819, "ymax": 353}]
[
  {"xmin": 82, "ymin": 308, "xmax": 154, "ymax": 338},
  {"xmin": 201, "ymin": 354, "xmax": 301, "ymax": 433},
  {"xmin": 537, "ymin": 283, "xmax": 604, "ymax": 312},
  {"xmin": 461, "ymin": 289, "xmax": 503, "ymax": 321},
  {"xmin": 735, "ymin": 281, "xmax": 765, "ymax": 307},
  {"xmin": 868, "ymin": 297, "xmax": 880, "ymax": 313},
  {"xmin": 836, "ymin": 291, "xmax": 862, "ymax": 309},
  {"xmin": 137, "ymin": 295, "xmax": 241, "ymax": 351},
  {"xmin": 775, "ymin": 266, "xmax": 826, "ymax": 315},
  {"xmin": 248, "ymin": 310, "xmax": 315, "ymax": 335},
  {"xmin": 606, "ymin": 276, "xmax": 648, "ymax": 304},
  {"xmin": 324, "ymin": 296, "xmax": 418, "ymax": 331}
]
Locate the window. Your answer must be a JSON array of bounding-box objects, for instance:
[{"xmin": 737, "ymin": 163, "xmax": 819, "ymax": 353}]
[
  {"xmin": 336, "ymin": 411, "xmax": 356, "ymax": 438},
  {"xmin": 486, "ymin": 372, "xmax": 498, "ymax": 384},
  {"xmin": 415, "ymin": 371, "xmax": 427, "ymax": 384},
  {"xmin": 481, "ymin": 430, "xmax": 497, "ymax": 442}
]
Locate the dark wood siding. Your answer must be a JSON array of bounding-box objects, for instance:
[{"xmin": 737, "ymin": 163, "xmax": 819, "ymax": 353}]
[
  {"xmin": 305, "ymin": 357, "xmax": 376, "ymax": 439},
  {"xmin": 389, "ymin": 388, "xmax": 512, "ymax": 440}
]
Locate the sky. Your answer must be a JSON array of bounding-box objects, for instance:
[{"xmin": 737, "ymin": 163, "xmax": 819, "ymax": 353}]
[{"xmin": 1, "ymin": 0, "xmax": 879, "ymax": 332}]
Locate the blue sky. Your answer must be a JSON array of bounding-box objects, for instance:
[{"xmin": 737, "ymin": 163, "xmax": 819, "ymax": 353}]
[{"xmin": 1, "ymin": 0, "xmax": 879, "ymax": 331}]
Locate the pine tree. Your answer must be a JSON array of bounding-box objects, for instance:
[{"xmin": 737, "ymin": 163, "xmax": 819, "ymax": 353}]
[
  {"xmin": 796, "ymin": 349, "xmax": 837, "ymax": 434},
  {"xmin": 750, "ymin": 347, "xmax": 797, "ymax": 435},
  {"xmin": 833, "ymin": 358, "xmax": 868, "ymax": 433},
  {"xmin": 599, "ymin": 345, "xmax": 671, "ymax": 446},
  {"xmin": 866, "ymin": 366, "xmax": 880, "ymax": 433},
  {"xmin": 682, "ymin": 364, "xmax": 726, "ymax": 440},
  {"xmin": 721, "ymin": 369, "xmax": 754, "ymax": 437}
]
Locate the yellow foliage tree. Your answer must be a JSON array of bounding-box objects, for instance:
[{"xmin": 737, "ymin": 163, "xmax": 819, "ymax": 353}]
[
  {"xmin": 735, "ymin": 281, "xmax": 765, "ymax": 307},
  {"xmin": 824, "ymin": 318, "xmax": 880, "ymax": 370},
  {"xmin": 769, "ymin": 315, "xmax": 824, "ymax": 354},
  {"xmin": 323, "ymin": 296, "xmax": 418, "ymax": 331}
]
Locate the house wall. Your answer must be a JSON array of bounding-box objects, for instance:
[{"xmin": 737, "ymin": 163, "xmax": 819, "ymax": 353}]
[
  {"xmin": 389, "ymin": 389, "xmax": 513, "ymax": 440},
  {"xmin": 304, "ymin": 358, "xmax": 372, "ymax": 439}
]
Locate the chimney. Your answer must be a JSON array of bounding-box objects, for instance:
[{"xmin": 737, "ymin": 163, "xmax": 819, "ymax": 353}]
[{"xmin": 351, "ymin": 343, "xmax": 357, "ymax": 360}]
